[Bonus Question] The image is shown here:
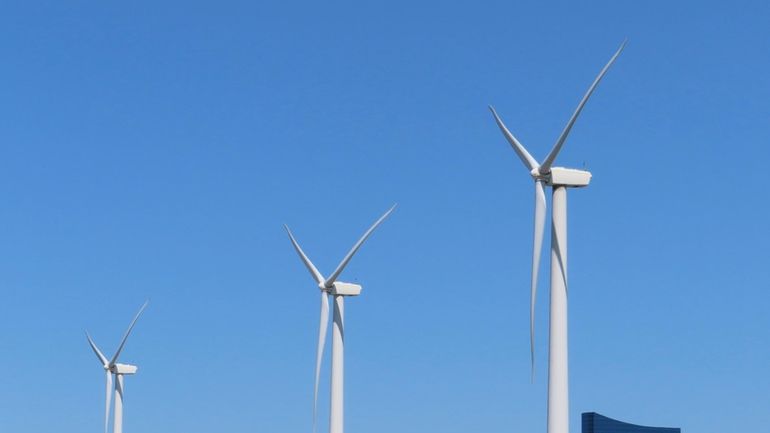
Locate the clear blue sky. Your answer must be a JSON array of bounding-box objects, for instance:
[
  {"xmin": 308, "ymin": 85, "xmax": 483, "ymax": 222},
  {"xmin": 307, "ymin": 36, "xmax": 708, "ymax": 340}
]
[{"xmin": 1, "ymin": 1, "xmax": 768, "ymax": 432}]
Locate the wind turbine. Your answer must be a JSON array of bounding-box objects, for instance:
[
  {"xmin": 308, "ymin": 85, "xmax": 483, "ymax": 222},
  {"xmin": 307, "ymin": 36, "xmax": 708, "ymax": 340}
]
[
  {"xmin": 489, "ymin": 41, "xmax": 625, "ymax": 433},
  {"xmin": 86, "ymin": 301, "xmax": 149, "ymax": 433},
  {"xmin": 284, "ymin": 205, "xmax": 396, "ymax": 433}
]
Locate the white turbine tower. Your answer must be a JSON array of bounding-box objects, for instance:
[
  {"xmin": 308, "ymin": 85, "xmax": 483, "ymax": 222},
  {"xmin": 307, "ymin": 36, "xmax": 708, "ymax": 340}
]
[
  {"xmin": 86, "ymin": 301, "xmax": 148, "ymax": 433},
  {"xmin": 284, "ymin": 205, "xmax": 395, "ymax": 433},
  {"xmin": 489, "ymin": 42, "xmax": 625, "ymax": 433}
]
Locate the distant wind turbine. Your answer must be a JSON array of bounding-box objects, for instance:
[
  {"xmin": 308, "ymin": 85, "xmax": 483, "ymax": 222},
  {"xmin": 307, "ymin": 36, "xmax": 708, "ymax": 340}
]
[
  {"xmin": 489, "ymin": 41, "xmax": 625, "ymax": 433},
  {"xmin": 86, "ymin": 301, "xmax": 148, "ymax": 433},
  {"xmin": 285, "ymin": 205, "xmax": 395, "ymax": 433}
]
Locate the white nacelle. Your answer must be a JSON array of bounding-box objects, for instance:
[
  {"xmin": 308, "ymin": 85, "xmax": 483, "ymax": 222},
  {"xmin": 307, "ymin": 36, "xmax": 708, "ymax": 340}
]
[
  {"xmin": 113, "ymin": 363, "xmax": 138, "ymax": 375},
  {"xmin": 547, "ymin": 167, "xmax": 592, "ymax": 187},
  {"xmin": 331, "ymin": 282, "xmax": 362, "ymax": 296}
]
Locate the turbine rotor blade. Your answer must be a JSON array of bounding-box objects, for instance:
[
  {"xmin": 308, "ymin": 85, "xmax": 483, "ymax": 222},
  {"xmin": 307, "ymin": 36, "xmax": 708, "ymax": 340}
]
[
  {"xmin": 284, "ymin": 225, "xmax": 325, "ymax": 285},
  {"xmin": 530, "ymin": 180, "xmax": 547, "ymax": 380},
  {"xmin": 488, "ymin": 105, "xmax": 539, "ymax": 171},
  {"xmin": 86, "ymin": 332, "xmax": 109, "ymax": 367},
  {"xmin": 539, "ymin": 40, "xmax": 626, "ymax": 174},
  {"xmin": 104, "ymin": 371, "xmax": 113, "ymax": 433},
  {"xmin": 313, "ymin": 291, "xmax": 330, "ymax": 432},
  {"xmin": 325, "ymin": 204, "xmax": 396, "ymax": 286},
  {"xmin": 109, "ymin": 301, "xmax": 149, "ymax": 367}
]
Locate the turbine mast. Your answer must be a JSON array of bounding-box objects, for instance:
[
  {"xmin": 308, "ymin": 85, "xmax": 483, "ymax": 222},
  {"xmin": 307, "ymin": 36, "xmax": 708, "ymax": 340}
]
[
  {"xmin": 548, "ymin": 186, "xmax": 569, "ymax": 433},
  {"xmin": 114, "ymin": 374, "xmax": 125, "ymax": 433},
  {"xmin": 330, "ymin": 294, "xmax": 345, "ymax": 433}
]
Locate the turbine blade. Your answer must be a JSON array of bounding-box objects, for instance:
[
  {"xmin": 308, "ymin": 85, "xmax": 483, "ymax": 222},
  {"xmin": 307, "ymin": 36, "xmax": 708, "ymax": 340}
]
[
  {"xmin": 325, "ymin": 204, "xmax": 396, "ymax": 286},
  {"xmin": 284, "ymin": 225, "xmax": 325, "ymax": 285},
  {"xmin": 489, "ymin": 105, "xmax": 539, "ymax": 171},
  {"xmin": 86, "ymin": 332, "xmax": 109, "ymax": 366},
  {"xmin": 539, "ymin": 40, "xmax": 626, "ymax": 174},
  {"xmin": 104, "ymin": 371, "xmax": 113, "ymax": 433},
  {"xmin": 313, "ymin": 291, "xmax": 330, "ymax": 432},
  {"xmin": 109, "ymin": 301, "xmax": 149, "ymax": 367},
  {"xmin": 530, "ymin": 180, "xmax": 547, "ymax": 380}
]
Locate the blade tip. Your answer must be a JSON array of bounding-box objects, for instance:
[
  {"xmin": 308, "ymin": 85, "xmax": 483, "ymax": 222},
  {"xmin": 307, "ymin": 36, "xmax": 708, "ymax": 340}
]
[
  {"xmin": 283, "ymin": 225, "xmax": 297, "ymax": 241},
  {"xmin": 613, "ymin": 39, "xmax": 628, "ymax": 58},
  {"xmin": 138, "ymin": 300, "xmax": 150, "ymax": 313}
]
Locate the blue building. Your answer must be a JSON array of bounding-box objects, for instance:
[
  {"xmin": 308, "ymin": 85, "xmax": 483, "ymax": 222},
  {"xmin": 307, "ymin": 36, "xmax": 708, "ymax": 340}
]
[{"xmin": 582, "ymin": 412, "xmax": 680, "ymax": 433}]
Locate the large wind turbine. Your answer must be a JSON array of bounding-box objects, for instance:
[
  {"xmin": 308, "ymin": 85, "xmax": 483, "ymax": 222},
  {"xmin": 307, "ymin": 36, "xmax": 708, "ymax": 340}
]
[
  {"xmin": 86, "ymin": 301, "xmax": 148, "ymax": 433},
  {"xmin": 284, "ymin": 205, "xmax": 395, "ymax": 433},
  {"xmin": 489, "ymin": 42, "xmax": 625, "ymax": 433}
]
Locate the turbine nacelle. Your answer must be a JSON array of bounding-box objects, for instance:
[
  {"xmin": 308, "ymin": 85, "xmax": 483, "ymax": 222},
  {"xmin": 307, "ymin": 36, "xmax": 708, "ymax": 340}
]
[
  {"xmin": 330, "ymin": 281, "xmax": 362, "ymax": 296},
  {"xmin": 111, "ymin": 363, "xmax": 138, "ymax": 375},
  {"xmin": 532, "ymin": 166, "xmax": 592, "ymax": 187},
  {"xmin": 546, "ymin": 167, "xmax": 592, "ymax": 187}
]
